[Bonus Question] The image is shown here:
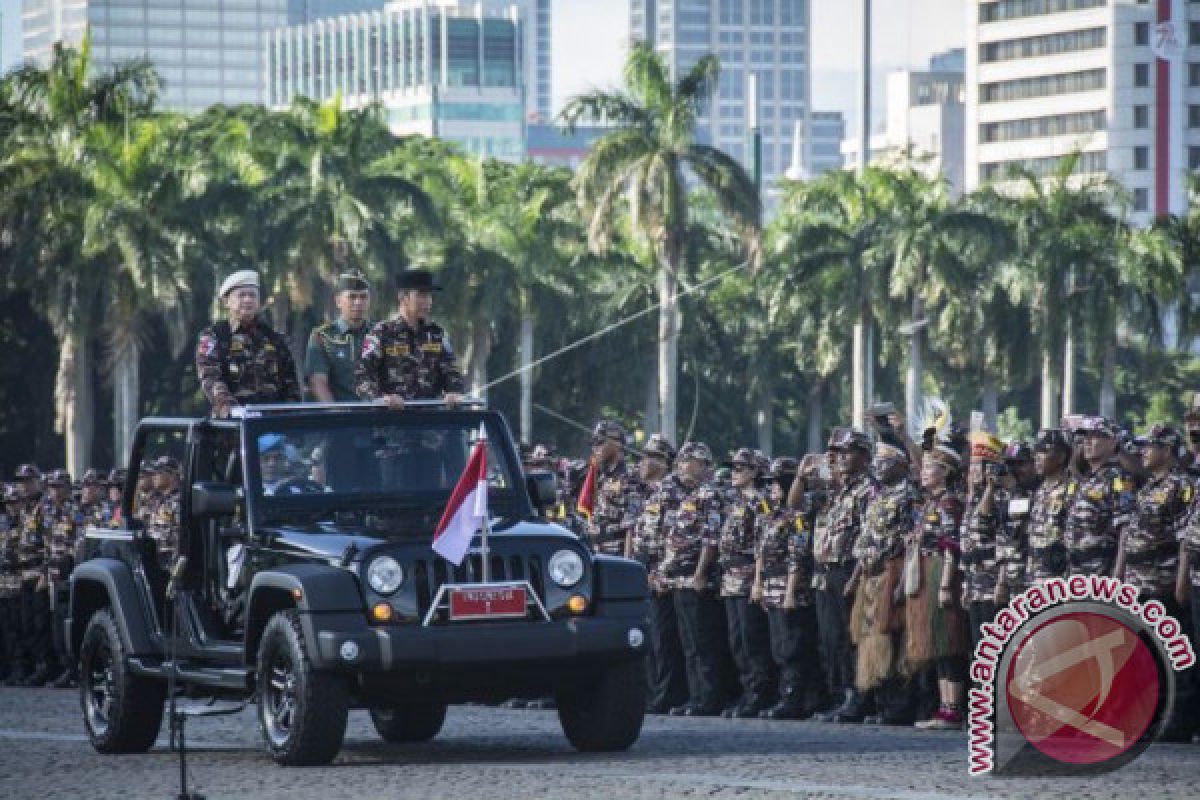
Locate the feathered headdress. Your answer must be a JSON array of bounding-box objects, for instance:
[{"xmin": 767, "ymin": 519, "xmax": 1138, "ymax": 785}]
[{"xmin": 918, "ymin": 397, "xmax": 952, "ymax": 453}]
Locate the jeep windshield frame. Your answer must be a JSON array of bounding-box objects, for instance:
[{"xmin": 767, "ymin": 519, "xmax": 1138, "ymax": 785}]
[{"xmin": 239, "ymin": 409, "xmax": 531, "ymax": 528}]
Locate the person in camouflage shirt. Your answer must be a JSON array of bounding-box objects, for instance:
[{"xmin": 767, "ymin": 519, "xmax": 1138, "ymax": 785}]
[
  {"xmin": 1024, "ymin": 429, "xmax": 1075, "ymax": 588},
  {"xmin": 752, "ymin": 457, "xmax": 824, "ymax": 719},
  {"xmin": 13, "ymin": 465, "xmax": 52, "ymax": 686},
  {"xmin": 1065, "ymin": 416, "xmax": 1136, "ymax": 577},
  {"xmin": 195, "ymin": 271, "xmax": 301, "ymax": 417},
  {"xmin": 147, "ymin": 457, "xmax": 182, "ymax": 570},
  {"xmin": 355, "ymin": 269, "xmax": 464, "ymax": 406},
  {"xmin": 959, "ymin": 434, "xmax": 1004, "ymax": 656},
  {"xmin": 810, "ymin": 427, "xmax": 875, "ymax": 723},
  {"xmin": 0, "ymin": 485, "xmax": 23, "ymax": 685},
  {"xmin": 994, "ymin": 442, "xmax": 1038, "ymax": 603},
  {"xmin": 1118, "ymin": 425, "xmax": 1191, "ymax": 600},
  {"xmin": 583, "ymin": 421, "xmax": 636, "ymax": 556},
  {"xmin": 43, "ymin": 469, "xmax": 83, "ymax": 687},
  {"xmin": 657, "ymin": 442, "xmax": 731, "ymax": 717},
  {"xmin": 717, "ymin": 448, "xmax": 775, "ymax": 719},
  {"xmin": 848, "ymin": 441, "xmax": 919, "ymax": 725},
  {"xmin": 627, "ymin": 435, "xmax": 687, "ymax": 714},
  {"xmin": 77, "ymin": 470, "xmax": 109, "ymax": 529}
]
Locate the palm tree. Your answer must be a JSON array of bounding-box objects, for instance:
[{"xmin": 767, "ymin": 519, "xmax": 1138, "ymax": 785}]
[
  {"xmin": 560, "ymin": 42, "xmax": 760, "ymax": 443},
  {"xmin": 0, "ymin": 40, "xmax": 159, "ymax": 473}
]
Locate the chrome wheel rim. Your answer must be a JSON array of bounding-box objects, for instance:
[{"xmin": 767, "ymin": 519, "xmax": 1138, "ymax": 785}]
[{"xmin": 262, "ymin": 650, "xmax": 297, "ymax": 748}]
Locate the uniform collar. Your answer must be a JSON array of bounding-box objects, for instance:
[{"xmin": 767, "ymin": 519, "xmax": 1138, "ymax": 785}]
[
  {"xmin": 335, "ymin": 316, "xmax": 368, "ymax": 334},
  {"xmin": 230, "ymin": 316, "xmax": 258, "ymax": 334}
]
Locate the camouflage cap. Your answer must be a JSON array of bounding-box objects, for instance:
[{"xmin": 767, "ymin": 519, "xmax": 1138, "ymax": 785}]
[
  {"xmin": 590, "ymin": 420, "xmax": 626, "ymax": 445},
  {"xmin": 827, "ymin": 427, "xmax": 871, "ymax": 454},
  {"xmin": 1034, "ymin": 429, "xmax": 1070, "ymax": 452},
  {"xmin": 730, "ymin": 447, "xmax": 769, "ymax": 473},
  {"xmin": 14, "ymin": 464, "xmax": 41, "ymax": 481},
  {"xmin": 81, "ymin": 468, "xmax": 105, "ymax": 486},
  {"xmin": 1135, "ymin": 423, "xmax": 1184, "ymax": 451},
  {"xmin": 1069, "ymin": 415, "xmax": 1117, "ymax": 437},
  {"xmin": 153, "ymin": 456, "xmax": 181, "ymax": 474},
  {"xmin": 769, "ymin": 456, "xmax": 799, "ymax": 479},
  {"xmin": 1002, "ymin": 441, "xmax": 1034, "ymax": 463},
  {"xmin": 46, "ymin": 469, "xmax": 71, "ymax": 487},
  {"xmin": 677, "ymin": 441, "xmax": 713, "ymax": 463},
  {"xmin": 642, "ymin": 433, "xmax": 676, "ymax": 462}
]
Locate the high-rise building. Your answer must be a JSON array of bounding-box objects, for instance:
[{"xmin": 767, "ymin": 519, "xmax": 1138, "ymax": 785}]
[
  {"xmin": 266, "ymin": 0, "xmax": 526, "ymax": 161},
  {"xmin": 842, "ymin": 50, "xmax": 966, "ymax": 194},
  {"xmin": 966, "ymin": 0, "xmax": 1198, "ymax": 223},
  {"xmin": 630, "ymin": 0, "xmax": 811, "ymax": 189},
  {"xmin": 21, "ymin": 1, "xmax": 288, "ymax": 110},
  {"xmin": 280, "ymin": 0, "xmax": 550, "ymax": 123},
  {"xmin": 786, "ymin": 109, "xmax": 843, "ymax": 180}
]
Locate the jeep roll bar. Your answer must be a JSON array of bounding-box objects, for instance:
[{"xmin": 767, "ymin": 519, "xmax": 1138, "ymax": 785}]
[{"xmin": 229, "ymin": 398, "xmax": 487, "ymax": 417}]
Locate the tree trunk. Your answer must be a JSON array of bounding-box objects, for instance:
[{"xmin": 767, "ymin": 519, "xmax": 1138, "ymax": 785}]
[
  {"xmin": 905, "ymin": 292, "xmax": 924, "ymax": 424},
  {"xmin": 807, "ymin": 380, "xmax": 824, "ymax": 454},
  {"xmin": 1040, "ymin": 348, "xmax": 1059, "ymax": 430},
  {"xmin": 55, "ymin": 323, "xmax": 94, "ymax": 477},
  {"xmin": 1099, "ymin": 339, "xmax": 1117, "ymax": 419},
  {"xmin": 112, "ymin": 339, "xmax": 139, "ymax": 467},
  {"xmin": 658, "ymin": 263, "xmax": 679, "ymax": 444},
  {"xmin": 981, "ymin": 371, "xmax": 998, "ymax": 432},
  {"xmin": 465, "ymin": 312, "xmax": 491, "ymax": 399},
  {"xmin": 518, "ymin": 314, "xmax": 533, "ymax": 444},
  {"xmin": 865, "ymin": 318, "xmax": 875, "ymax": 410},
  {"xmin": 644, "ymin": 352, "xmax": 660, "ymax": 438},
  {"xmin": 1061, "ymin": 322, "xmax": 1075, "ymax": 418},
  {"xmin": 753, "ymin": 359, "xmax": 773, "ymax": 456},
  {"xmin": 852, "ymin": 309, "xmax": 866, "ymax": 430}
]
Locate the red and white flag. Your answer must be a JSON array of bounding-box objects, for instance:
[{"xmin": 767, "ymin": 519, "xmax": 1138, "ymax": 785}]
[{"xmin": 432, "ymin": 430, "xmax": 489, "ymax": 566}]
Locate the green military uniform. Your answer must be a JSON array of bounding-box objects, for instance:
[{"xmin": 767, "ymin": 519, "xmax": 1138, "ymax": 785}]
[{"xmin": 306, "ymin": 317, "xmax": 373, "ymax": 402}]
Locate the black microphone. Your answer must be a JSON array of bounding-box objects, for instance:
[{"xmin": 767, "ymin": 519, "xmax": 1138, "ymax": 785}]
[{"xmin": 166, "ymin": 556, "xmax": 188, "ymax": 601}]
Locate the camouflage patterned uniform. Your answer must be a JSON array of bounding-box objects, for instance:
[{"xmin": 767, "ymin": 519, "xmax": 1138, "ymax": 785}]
[
  {"xmin": 1026, "ymin": 475, "xmax": 1075, "ymax": 586},
  {"xmin": 15, "ymin": 493, "xmax": 51, "ymax": 680},
  {"xmin": 1064, "ymin": 460, "xmax": 1135, "ymax": 576},
  {"xmin": 996, "ymin": 487, "xmax": 1034, "ymax": 595},
  {"xmin": 719, "ymin": 488, "xmax": 766, "ymax": 597},
  {"xmin": 656, "ymin": 479, "xmax": 725, "ymax": 591},
  {"xmin": 0, "ymin": 494, "xmax": 22, "ymax": 681},
  {"xmin": 355, "ymin": 318, "xmax": 464, "ymax": 401},
  {"xmin": 960, "ymin": 496, "xmax": 1001, "ymax": 605},
  {"xmin": 634, "ymin": 472, "xmax": 689, "ymax": 712},
  {"xmin": 195, "ymin": 319, "xmax": 301, "ymax": 410},
  {"xmin": 854, "ymin": 480, "xmax": 917, "ymax": 577},
  {"xmin": 585, "ymin": 460, "xmax": 636, "ymax": 557},
  {"xmin": 148, "ymin": 489, "xmax": 181, "ymax": 569},
  {"xmin": 1123, "ymin": 470, "xmax": 1192, "ymax": 599}
]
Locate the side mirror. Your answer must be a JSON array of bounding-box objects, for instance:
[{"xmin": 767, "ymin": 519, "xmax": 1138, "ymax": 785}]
[
  {"xmin": 526, "ymin": 471, "xmax": 557, "ymax": 511},
  {"xmin": 192, "ymin": 481, "xmax": 238, "ymax": 517}
]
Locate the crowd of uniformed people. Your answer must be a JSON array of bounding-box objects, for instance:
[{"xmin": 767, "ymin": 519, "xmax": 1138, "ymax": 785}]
[{"xmin": 2, "ymin": 265, "xmax": 1200, "ymax": 747}]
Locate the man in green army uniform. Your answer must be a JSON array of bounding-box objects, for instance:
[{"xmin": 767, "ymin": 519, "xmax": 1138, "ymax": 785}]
[
  {"xmin": 195, "ymin": 270, "xmax": 302, "ymax": 418},
  {"xmin": 355, "ymin": 269, "xmax": 464, "ymax": 407},
  {"xmin": 306, "ymin": 271, "xmax": 373, "ymax": 402}
]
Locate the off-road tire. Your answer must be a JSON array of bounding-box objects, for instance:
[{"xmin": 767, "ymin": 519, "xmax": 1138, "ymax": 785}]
[
  {"xmin": 556, "ymin": 658, "xmax": 645, "ymax": 752},
  {"xmin": 79, "ymin": 608, "xmax": 166, "ymax": 753},
  {"xmin": 369, "ymin": 702, "xmax": 448, "ymax": 743}
]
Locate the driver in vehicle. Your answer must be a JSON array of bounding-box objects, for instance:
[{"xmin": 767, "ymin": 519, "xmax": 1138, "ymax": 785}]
[{"xmin": 258, "ymin": 435, "xmax": 329, "ymax": 496}]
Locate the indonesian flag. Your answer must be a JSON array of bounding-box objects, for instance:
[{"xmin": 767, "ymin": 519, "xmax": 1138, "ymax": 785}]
[
  {"xmin": 432, "ymin": 430, "xmax": 489, "ymax": 566},
  {"xmin": 576, "ymin": 460, "xmax": 597, "ymax": 520}
]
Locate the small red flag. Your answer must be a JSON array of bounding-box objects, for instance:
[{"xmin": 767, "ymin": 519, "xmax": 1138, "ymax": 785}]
[{"xmin": 576, "ymin": 460, "xmax": 597, "ymax": 520}]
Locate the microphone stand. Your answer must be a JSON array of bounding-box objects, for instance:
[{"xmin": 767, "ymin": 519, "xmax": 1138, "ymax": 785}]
[{"xmin": 165, "ymin": 556, "xmax": 203, "ymax": 800}]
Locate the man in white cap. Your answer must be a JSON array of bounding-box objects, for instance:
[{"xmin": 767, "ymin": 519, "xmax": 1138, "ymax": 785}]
[{"xmin": 195, "ymin": 270, "xmax": 301, "ymax": 417}]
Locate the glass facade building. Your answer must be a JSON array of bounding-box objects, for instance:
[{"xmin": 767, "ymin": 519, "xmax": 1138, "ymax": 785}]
[{"xmin": 266, "ymin": 0, "xmax": 525, "ymax": 160}]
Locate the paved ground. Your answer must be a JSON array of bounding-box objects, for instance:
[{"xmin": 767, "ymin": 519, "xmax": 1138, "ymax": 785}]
[{"xmin": 0, "ymin": 687, "xmax": 1196, "ymax": 800}]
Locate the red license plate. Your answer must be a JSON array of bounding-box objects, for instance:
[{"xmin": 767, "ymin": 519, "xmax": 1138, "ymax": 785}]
[{"xmin": 448, "ymin": 584, "xmax": 528, "ymax": 621}]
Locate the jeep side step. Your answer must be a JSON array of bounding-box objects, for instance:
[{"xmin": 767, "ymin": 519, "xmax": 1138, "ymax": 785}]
[{"xmin": 128, "ymin": 657, "xmax": 253, "ymax": 691}]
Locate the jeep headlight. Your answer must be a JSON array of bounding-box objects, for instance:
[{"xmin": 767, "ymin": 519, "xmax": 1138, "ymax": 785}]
[
  {"xmin": 548, "ymin": 549, "xmax": 584, "ymax": 588},
  {"xmin": 366, "ymin": 556, "xmax": 404, "ymax": 595}
]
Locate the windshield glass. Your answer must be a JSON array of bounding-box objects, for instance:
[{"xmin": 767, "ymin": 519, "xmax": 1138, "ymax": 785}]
[{"xmin": 245, "ymin": 414, "xmax": 519, "ymax": 521}]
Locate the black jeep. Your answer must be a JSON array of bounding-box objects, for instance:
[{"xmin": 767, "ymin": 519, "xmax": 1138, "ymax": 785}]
[{"xmin": 67, "ymin": 402, "xmax": 649, "ymax": 765}]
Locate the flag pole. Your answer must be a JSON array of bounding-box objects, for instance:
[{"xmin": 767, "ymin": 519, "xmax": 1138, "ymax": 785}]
[{"xmin": 481, "ymin": 515, "xmax": 490, "ymax": 584}]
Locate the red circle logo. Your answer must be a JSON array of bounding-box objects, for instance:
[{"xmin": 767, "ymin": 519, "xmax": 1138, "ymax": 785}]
[{"xmin": 1005, "ymin": 611, "xmax": 1160, "ymax": 765}]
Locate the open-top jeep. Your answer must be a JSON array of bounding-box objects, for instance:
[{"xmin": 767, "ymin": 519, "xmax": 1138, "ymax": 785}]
[{"xmin": 67, "ymin": 401, "xmax": 649, "ymax": 765}]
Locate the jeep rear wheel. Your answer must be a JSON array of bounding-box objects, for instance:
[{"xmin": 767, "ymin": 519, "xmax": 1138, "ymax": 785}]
[
  {"xmin": 556, "ymin": 658, "xmax": 645, "ymax": 752},
  {"xmin": 79, "ymin": 609, "xmax": 165, "ymax": 753},
  {"xmin": 369, "ymin": 702, "xmax": 447, "ymax": 743},
  {"xmin": 256, "ymin": 610, "xmax": 348, "ymax": 766}
]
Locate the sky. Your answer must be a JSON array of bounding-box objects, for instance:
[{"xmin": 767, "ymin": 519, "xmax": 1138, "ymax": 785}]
[
  {"xmin": 1, "ymin": 0, "xmax": 19, "ymax": 71},
  {"xmin": 553, "ymin": 0, "xmax": 968, "ymax": 135}
]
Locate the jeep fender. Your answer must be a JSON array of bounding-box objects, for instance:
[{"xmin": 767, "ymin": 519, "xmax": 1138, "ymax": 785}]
[
  {"xmin": 68, "ymin": 559, "xmax": 158, "ymax": 660},
  {"xmin": 590, "ymin": 556, "xmax": 650, "ymax": 620},
  {"xmin": 244, "ymin": 564, "xmax": 365, "ymax": 666}
]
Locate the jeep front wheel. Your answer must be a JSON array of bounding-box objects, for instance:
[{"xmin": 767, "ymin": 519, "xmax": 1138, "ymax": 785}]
[
  {"xmin": 556, "ymin": 658, "xmax": 645, "ymax": 752},
  {"xmin": 256, "ymin": 610, "xmax": 348, "ymax": 766},
  {"xmin": 79, "ymin": 608, "xmax": 165, "ymax": 753},
  {"xmin": 369, "ymin": 702, "xmax": 447, "ymax": 743}
]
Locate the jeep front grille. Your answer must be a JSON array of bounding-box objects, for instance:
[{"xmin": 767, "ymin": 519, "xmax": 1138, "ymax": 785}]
[{"xmin": 412, "ymin": 553, "xmax": 546, "ymax": 620}]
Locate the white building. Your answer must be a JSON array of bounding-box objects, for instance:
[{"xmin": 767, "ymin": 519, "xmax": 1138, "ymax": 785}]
[
  {"xmin": 841, "ymin": 49, "xmax": 966, "ymax": 194},
  {"xmin": 21, "ymin": 0, "xmax": 287, "ymax": 110},
  {"xmin": 630, "ymin": 0, "xmax": 810, "ymax": 190},
  {"xmin": 265, "ymin": 0, "xmax": 526, "ymax": 161},
  {"xmin": 786, "ymin": 109, "xmax": 843, "ymax": 180},
  {"xmin": 966, "ymin": 0, "xmax": 1200, "ymax": 223}
]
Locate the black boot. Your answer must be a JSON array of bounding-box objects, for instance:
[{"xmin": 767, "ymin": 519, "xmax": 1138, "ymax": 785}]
[
  {"xmin": 733, "ymin": 693, "xmax": 773, "ymax": 719},
  {"xmin": 813, "ymin": 688, "xmax": 852, "ymax": 722},
  {"xmin": 760, "ymin": 689, "xmax": 807, "ymax": 720},
  {"xmin": 721, "ymin": 696, "xmax": 747, "ymax": 719},
  {"xmin": 828, "ymin": 688, "xmax": 866, "ymax": 723}
]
